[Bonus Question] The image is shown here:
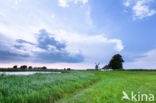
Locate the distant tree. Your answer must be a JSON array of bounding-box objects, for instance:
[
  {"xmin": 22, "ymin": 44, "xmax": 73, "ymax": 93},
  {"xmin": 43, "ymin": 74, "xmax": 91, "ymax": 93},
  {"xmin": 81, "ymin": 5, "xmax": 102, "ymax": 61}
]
[
  {"xmin": 67, "ymin": 68, "xmax": 71, "ymax": 70},
  {"xmin": 13, "ymin": 65, "xmax": 18, "ymax": 69},
  {"xmin": 42, "ymin": 66, "xmax": 47, "ymax": 70},
  {"xmin": 108, "ymin": 54, "xmax": 124, "ymax": 69},
  {"xmin": 95, "ymin": 62, "xmax": 100, "ymax": 70},
  {"xmin": 28, "ymin": 66, "xmax": 32, "ymax": 69},
  {"xmin": 20, "ymin": 65, "xmax": 27, "ymax": 69}
]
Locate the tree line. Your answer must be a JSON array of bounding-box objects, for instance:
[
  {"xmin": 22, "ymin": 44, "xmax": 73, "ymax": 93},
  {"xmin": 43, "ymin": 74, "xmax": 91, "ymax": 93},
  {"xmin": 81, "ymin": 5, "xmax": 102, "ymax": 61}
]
[
  {"xmin": 13, "ymin": 65, "xmax": 47, "ymax": 70},
  {"xmin": 95, "ymin": 54, "xmax": 124, "ymax": 70}
]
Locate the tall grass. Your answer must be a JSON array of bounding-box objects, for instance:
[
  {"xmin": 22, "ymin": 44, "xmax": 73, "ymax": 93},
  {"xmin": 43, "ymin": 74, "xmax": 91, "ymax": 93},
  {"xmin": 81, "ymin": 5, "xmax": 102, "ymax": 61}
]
[{"xmin": 0, "ymin": 71, "xmax": 98, "ymax": 103}]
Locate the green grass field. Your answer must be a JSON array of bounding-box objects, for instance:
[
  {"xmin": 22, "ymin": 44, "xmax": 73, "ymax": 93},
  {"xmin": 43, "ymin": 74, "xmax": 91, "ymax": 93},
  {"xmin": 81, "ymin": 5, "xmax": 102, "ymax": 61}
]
[
  {"xmin": 60, "ymin": 71, "xmax": 156, "ymax": 103},
  {"xmin": 0, "ymin": 71, "xmax": 98, "ymax": 103},
  {"xmin": 0, "ymin": 71, "xmax": 156, "ymax": 103}
]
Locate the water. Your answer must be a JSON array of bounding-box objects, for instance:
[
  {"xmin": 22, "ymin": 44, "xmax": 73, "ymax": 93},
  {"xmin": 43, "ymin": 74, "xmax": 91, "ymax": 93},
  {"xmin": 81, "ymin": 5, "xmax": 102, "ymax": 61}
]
[{"xmin": 0, "ymin": 71, "xmax": 61, "ymax": 75}]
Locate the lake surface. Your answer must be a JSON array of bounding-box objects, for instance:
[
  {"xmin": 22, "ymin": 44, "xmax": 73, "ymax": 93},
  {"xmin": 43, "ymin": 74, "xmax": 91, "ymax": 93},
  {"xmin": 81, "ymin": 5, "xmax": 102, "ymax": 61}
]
[{"xmin": 0, "ymin": 71, "xmax": 61, "ymax": 75}]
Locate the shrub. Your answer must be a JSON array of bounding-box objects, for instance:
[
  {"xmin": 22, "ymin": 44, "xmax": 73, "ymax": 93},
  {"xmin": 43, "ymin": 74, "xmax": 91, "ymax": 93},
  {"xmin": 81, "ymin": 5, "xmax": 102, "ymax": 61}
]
[
  {"xmin": 13, "ymin": 65, "xmax": 18, "ymax": 69},
  {"xmin": 20, "ymin": 65, "xmax": 27, "ymax": 69}
]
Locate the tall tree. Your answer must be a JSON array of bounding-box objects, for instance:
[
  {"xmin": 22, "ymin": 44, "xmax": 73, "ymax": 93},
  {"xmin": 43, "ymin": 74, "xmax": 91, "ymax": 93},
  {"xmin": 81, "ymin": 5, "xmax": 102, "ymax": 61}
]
[{"xmin": 108, "ymin": 54, "xmax": 124, "ymax": 69}]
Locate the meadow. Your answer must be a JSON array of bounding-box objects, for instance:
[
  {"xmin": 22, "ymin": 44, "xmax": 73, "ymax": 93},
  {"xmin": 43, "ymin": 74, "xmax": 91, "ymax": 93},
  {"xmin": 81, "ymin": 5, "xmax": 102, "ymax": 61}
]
[
  {"xmin": 0, "ymin": 71, "xmax": 156, "ymax": 103},
  {"xmin": 59, "ymin": 71, "xmax": 156, "ymax": 103}
]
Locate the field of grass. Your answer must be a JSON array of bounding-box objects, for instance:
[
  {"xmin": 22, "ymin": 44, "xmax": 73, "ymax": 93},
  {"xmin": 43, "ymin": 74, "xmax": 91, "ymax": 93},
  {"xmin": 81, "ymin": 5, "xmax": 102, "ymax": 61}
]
[
  {"xmin": 0, "ymin": 71, "xmax": 98, "ymax": 103},
  {"xmin": 0, "ymin": 71, "xmax": 156, "ymax": 103},
  {"xmin": 60, "ymin": 71, "xmax": 156, "ymax": 103}
]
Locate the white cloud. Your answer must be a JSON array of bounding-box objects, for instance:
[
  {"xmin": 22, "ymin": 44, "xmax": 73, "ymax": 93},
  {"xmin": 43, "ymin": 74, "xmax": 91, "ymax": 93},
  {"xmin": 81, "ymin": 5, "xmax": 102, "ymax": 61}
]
[
  {"xmin": 85, "ymin": 7, "xmax": 93, "ymax": 26},
  {"xmin": 0, "ymin": 23, "xmax": 38, "ymax": 43},
  {"xmin": 58, "ymin": 0, "xmax": 69, "ymax": 7},
  {"xmin": 53, "ymin": 29, "xmax": 124, "ymax": 62},
  {"xmin": 124, "ymin": 0, "xmax": 156, "ymax": 19},
  {"xmin": 124, "ymin": 0, "xmax": 132, "ymax": 7},
  {"xmin": 109, "ymin": 39, "xmax": 124, "ymax": 51},
  {"xmin": 125, "ymin": 49, "xmax": 156, "ymax": 69},
  {"xmin": 58, "ymin": 0, "xmax": 88, "ymax": 8},
  {"xmin": 133, "ymin": 0, "xmax": 156, "ymax": 19},
  {"xmin": 15, "ymin": 0, "xmax": 21, "ymax": 5}
]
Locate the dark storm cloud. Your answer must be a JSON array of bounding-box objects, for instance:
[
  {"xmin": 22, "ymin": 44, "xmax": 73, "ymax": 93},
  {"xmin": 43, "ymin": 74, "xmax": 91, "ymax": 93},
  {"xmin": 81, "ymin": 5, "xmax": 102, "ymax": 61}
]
[
  {"xmin": 14, "ymin": 39, "xmax": 35, "ymax": 49},
  {"xmin": 0, "ymin": 29, "xmax": 84, "ymax": 63},
  {"xmin": 16, "ymin": 39, "xmax": 35, "ymax": 45},
  {"xmin": 0, "ymin": 50, "xmax": 29, "ymax": 62},
  {"xmin": 37, "ymin": 29, "xmax": 66, "ymax": 50},
  {"xmin": 0, "ymin": 34, "xmax": 30, "ymax": 62},
  {"xmin": 34, "ymin": 29, "xmax": 84, "ymax": 63},
  {"xmin": 35, "ymin": 51, "xmax": 84, "ymax": 63}
]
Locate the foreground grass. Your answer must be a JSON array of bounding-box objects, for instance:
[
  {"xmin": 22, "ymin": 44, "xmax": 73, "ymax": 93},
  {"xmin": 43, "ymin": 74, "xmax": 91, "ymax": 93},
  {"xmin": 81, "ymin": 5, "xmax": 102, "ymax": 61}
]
[
  {"xmin": 61, "ymin": 71, "xmax": 156, "ymax": 103},
  {"xmin": 0, "ymin": 71, "xmax": 98, "ymax": 103}
]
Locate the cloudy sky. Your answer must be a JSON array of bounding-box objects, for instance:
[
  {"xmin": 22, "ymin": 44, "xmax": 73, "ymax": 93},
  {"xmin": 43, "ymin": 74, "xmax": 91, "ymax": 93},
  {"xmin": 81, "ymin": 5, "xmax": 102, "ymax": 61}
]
[{"xmin": 0, "ymin": 0, "xmax": 156, "ymax": 69}]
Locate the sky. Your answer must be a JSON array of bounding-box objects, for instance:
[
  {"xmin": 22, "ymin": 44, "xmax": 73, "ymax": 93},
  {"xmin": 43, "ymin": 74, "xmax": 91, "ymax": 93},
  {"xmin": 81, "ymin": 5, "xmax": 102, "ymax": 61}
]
[{"xmin": 0, "ymin": 0, "xmax": 156, "ymax": 69}]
